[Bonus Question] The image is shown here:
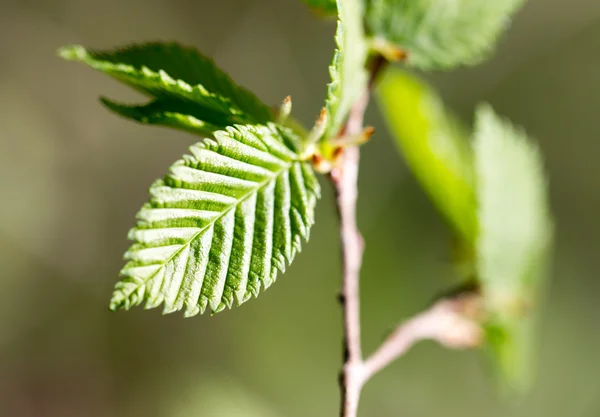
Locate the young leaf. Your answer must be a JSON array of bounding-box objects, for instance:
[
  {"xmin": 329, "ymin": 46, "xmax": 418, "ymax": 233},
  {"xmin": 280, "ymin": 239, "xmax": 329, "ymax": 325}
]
[
  {"xmin": 59, "ymin": 43, "xmax": 273, "ymax": 129},
  {"xmin": 474, "ymin": 105, "xmax": 553, "ymax": 392},
  {"xmin": 366, "ymin": 0, "xmax": 525, "ymax": 70},
  {"xmin": 100, "ymin": 97, "xmax": 223, "ymax": 138},
  {"xmin": 112, "ymin": 124, "xmax": 320, "ymax": 316},
  {"xmin": 300, "ymin": 0, "xmax": 337, "ymax": 15},
  {"xmin": 377, "ymin": 69, "xmax": 477, "ymax": 242},
  {"xmin": 322, "ymin": 0, "xmax": 369, "ymax": 139},
  {"xmin": 474, "ymin": 105, "xmax": 552, "ymax": 318}
]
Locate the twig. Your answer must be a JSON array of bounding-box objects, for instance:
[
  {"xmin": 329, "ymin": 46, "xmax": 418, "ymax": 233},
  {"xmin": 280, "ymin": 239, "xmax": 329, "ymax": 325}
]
[
  {"xmin": 330, "ymin": 57, "xmax": 383, "ymax": 417},
  {"xmin": 331, "ymin": 144, "xmax": 365, "ymax": 417},
  {"xmin": 331, "ymin": 101, "xmax": 369, "ymax": 417},
  {"xmin": 362, "ymin": 293, "xmax": 484, "ymax": 383},
  {"xmin": 330, "ymin": 55, "xmax": 482, "ymax": 417}
]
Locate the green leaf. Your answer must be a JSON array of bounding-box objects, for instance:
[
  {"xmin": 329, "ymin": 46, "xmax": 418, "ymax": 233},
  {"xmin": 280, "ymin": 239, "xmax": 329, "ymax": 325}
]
[
  {"xmin": 59, "ymin": 43, "xmax": 273, "ymax": 128},
  {"xmin": 474, "ymin": 105, "xmax": 552, "ymax": 317},
  {"xmin": 60, "ymin": 42, "xmax": 318, "ymax": 316},
  {"xmin": 483, "ymin": 314, "xmax": 537, "ymax": 396},
  {"xmin": 377, "ymin": 69, "xmax": 477, "ymax": 242},
  {"xmin": 100, "ymin": 97, "xmax": 223, "ymax": 138},
  {"xmin": 322, "ymin": 0, "xmax": 369, "ymax": 139},
  {"xmin": 300, "ymin": 0, "xmax": 337, "ymax": 15},
  {"xmin": 379, "ymin": 75, "xmax": 552, "ymax": 391},
  {"xmin": 474, "ymin": 105, "xmax": 553, "ymax": 392},
  {"xmin": 366, "ymin": 0, "xmax": 525, "ymax": 70},
  {"xmin": 111, "ymin": 124, "xmax": 320, "ymax": 316}
]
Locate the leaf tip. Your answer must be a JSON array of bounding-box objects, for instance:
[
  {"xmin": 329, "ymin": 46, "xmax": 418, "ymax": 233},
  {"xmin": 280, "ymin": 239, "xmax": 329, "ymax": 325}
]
[
  {"xmin": 475, "ymin": 102, "xmax": 496, "ymax": 122},
  {"xmin": 308, "ymin": 108, "xmax": 328, "ymax": 143},
  {"xmin": 57, "ymin": 44, "xmax": 87, "ymax": 61},
  {"xmin": 277, "ymin": 95, "xmax": 292, "ymax": 124},
  {"xmin": 99, "ymin": 96, "xmax": 113, "ymax": 107}
]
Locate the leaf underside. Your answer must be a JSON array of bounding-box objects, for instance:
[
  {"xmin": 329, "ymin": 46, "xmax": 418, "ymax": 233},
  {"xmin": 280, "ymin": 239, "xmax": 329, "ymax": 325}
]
[
  {"xmin": 378, "ymin": 72, "xmax": 553, "ymax": 392},
  {"xmin": 112, "ymin": 124, "xmax": 320, "ymax": 316},
  {"xmin": 59, "ymin": 42, "xmax": 321, "ymax": 316},
  {"xmin": 474, "ymin": 105, "xmax": 552, "ymax": 312},
  {"xmin": 366, "ymin": 0, "xmax": 525, "ymax": 70},
  {"xmin": 474, "ymin": 105, "xmax": 552, "ymax": 393}
]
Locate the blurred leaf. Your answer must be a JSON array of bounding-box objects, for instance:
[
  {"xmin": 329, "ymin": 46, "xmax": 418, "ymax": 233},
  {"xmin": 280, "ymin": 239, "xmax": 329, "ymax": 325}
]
[
  {"xmin": 59, "ymin": 43, "xmax": 273, "ymax": 128},
  {"xmin": 378, "ymin": 74, "xmax": 553, "ymax": 392},
  {"xmin": 300, "ymin": 0, "xmax": 337, "ymax": 16},
  {"xmin": 376, "ymin": 69, "xmax": 477, "ymax": 243},
  {"xmin": 474, "ymin": 104, "xmax": 553, "ymax": 392},
  {"xmin": 483, "ymin": 314, "xmax": 537, "ymax": 396},
  {"xmin": 474, "ymin": 105, "xmax": 552, "ymax": 318},
  {"xmin": 322, "ymin": 0, "xmax": 369, "ymax": 139},
  {"xmin": 366, "ymin": 0, "xmax": 525, "ymax": 70},
  {"xmin": 112, "ymin": 124, "xmax": 320, "ymax": 316}
]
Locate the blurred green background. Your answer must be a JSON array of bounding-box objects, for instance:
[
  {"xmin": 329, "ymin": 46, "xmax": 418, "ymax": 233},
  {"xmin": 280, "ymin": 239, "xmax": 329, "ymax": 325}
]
[{"xmin": 1, "ymin": 0, "xmax": 599, "ymax": 416}]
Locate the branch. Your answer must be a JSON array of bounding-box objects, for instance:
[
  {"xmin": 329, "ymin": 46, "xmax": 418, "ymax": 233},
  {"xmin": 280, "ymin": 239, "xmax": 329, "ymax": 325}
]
[
  {"xmin": 362, "ymin": 293, "xmax": 484, "ymax": 382},
  {"xmin": 331, "ymin": 57, "xmax": 385, "ymax": 417},
  {"xmin": 331, "ymin": 129, "xmax": 367, "ymax": 417},
  {"xmin": 330, "ymin": 55, "xmax": 483, "ymax": 417}
]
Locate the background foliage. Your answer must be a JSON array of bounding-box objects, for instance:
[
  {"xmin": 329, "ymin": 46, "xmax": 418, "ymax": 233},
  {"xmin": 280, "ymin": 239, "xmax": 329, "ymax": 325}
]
[{"xmin": 1, "ymin": 0, "xmax": 599, "ymax": 416}]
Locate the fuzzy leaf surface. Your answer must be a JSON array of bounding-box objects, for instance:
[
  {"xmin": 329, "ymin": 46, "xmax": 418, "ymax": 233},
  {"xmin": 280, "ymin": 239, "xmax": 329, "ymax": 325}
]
[
  {"xmin": 366, "ymin": 0, "xmax": 525, "ymax": 70},
  {"xmin": 111, "ymin": 124, "xmax": 320, "ymax": 316},
  {"xmin": 474, "ymin": 105, "xmax": 553, "ymax": 392}
]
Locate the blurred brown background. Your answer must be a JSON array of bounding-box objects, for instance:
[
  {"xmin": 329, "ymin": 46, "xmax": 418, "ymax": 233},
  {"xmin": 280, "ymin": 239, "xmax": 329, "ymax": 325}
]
[{"xmin": 1, "ymin": 0, "xmax": 599, "ymax": 416}]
